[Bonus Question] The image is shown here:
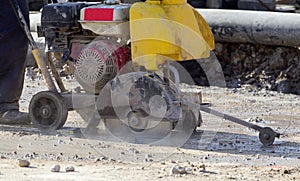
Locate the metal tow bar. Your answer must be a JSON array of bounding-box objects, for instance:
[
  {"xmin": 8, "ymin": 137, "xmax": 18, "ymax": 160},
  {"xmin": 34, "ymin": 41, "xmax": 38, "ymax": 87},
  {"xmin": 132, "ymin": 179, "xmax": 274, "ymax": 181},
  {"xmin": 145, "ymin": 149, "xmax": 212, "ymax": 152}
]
[{"xmin": 185, "ymin": 100, "xmax": 281, "ymax": 146}]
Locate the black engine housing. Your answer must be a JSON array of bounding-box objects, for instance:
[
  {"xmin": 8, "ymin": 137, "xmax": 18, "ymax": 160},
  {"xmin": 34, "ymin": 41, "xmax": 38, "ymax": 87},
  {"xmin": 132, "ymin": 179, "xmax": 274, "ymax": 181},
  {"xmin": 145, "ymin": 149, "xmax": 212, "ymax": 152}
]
[{"xmin": 41, "ymin": 2, "xmax": 86, "ymax": 28}]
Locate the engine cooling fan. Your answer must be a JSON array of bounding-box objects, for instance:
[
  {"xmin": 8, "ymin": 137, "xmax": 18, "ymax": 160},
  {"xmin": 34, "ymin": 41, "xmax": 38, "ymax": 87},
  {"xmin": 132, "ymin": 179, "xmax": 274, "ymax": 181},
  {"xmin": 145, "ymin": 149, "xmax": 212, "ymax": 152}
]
[{"xmin": 75, "ymin": 41, "xmax": 130, "ymax": 93}]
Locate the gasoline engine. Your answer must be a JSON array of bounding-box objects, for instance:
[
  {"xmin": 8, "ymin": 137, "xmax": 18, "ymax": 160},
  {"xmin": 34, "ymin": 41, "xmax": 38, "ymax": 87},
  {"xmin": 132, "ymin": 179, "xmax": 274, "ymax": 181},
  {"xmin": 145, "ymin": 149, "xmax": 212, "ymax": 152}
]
[{"xmin": 39, "ymin": 3, "xmax": 132, "ymax": 93}]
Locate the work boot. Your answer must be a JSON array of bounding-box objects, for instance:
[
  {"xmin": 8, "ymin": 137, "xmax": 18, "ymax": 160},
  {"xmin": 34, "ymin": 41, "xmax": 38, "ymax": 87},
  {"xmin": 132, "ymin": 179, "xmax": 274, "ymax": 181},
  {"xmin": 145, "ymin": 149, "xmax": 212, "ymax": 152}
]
[{"xmin": 0, "ymin": 110, "xmax": 31, "ymax": 125}]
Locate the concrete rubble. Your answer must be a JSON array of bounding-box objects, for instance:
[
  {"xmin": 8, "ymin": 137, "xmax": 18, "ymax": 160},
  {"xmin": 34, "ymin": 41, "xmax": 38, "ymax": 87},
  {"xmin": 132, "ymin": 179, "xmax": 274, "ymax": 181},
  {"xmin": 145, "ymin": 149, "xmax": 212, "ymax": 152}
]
[
  {"xmin": 185, "ymin": 43, "xmax": 300, "ymax": 95},
  {"xmin": 215, "ymin": 43, "xmax": 300, "ymax": 94}
]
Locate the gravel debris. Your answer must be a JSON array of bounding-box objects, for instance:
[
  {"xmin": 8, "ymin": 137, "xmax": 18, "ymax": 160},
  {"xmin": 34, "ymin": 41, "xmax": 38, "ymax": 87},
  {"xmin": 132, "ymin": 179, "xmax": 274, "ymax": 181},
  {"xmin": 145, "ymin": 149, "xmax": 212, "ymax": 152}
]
[
  {"xmin": 18, "ymin": 159, "xmax": 30, "ymax": 167},
  {"xmin": 170, "ymin": 165, "xmax": 187, "ymax": 174},
  {"xmin": 182, "ymin": 43, "xmax": 300, "ymax": 95},
  {"xmin": 65, "ymin": 165, "xmax": 75, "ymax": 172},
  {"xmin": 50, "ymin": 164, "xmax": 61, "ymax": 172}
]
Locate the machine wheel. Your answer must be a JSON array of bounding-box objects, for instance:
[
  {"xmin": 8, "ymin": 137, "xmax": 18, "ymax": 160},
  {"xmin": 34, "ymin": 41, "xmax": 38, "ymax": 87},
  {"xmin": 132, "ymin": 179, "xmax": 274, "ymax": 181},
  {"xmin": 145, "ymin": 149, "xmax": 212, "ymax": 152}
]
[
  {"xmin": 29, "ymin": 91, "xmax": 68, "ymax": 131},
  {"xmin": 259, "ymin": 127, "xmax": 277, "ymax": 146}
]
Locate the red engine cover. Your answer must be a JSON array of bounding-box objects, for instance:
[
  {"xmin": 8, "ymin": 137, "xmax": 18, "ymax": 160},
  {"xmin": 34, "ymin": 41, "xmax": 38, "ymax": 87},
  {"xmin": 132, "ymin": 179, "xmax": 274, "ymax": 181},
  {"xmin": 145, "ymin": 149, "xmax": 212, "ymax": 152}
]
[
  {"xmin": 80, "ymin": 4, "xmax": 131, "ymax": 22},
  {"xmin": 83, "ymin": 8, "xmax": 114, "ymax": 21}
]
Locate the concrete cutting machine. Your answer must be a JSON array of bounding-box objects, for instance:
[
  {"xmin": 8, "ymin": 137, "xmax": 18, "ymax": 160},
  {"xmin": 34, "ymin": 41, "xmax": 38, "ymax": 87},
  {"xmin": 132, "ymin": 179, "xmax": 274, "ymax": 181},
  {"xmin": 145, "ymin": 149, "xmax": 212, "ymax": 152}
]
[{"xmin": 11, "ymin": 0, "xmax": 280, "ymax": 145}]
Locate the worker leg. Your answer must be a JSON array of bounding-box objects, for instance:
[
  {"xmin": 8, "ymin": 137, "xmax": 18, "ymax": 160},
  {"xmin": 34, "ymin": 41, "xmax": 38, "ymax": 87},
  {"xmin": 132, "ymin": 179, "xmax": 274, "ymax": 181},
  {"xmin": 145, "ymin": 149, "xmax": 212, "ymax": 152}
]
[{"xmin": 0, "ymin": 0, "xmax": 29, "ymax": 123}]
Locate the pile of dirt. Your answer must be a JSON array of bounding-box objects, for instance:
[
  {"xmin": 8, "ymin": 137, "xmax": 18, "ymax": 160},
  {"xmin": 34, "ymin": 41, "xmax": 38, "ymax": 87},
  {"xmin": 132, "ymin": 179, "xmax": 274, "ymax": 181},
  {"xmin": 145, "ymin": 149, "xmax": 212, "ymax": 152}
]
[
  {"xmin": 215, "ymin": 43, "xmax": 300, "ymax": 94},
  {"xmin": 182, "ymin": 43, "xmax": 300, "ymax": 95}
]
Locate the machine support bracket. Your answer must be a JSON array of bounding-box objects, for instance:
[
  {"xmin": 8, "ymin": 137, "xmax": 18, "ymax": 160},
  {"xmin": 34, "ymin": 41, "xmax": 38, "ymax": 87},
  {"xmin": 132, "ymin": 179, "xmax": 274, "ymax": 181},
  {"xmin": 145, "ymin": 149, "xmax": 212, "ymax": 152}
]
[{"xmin": 183, "ymin": 100, "xmax": 280, "ymax": 145}]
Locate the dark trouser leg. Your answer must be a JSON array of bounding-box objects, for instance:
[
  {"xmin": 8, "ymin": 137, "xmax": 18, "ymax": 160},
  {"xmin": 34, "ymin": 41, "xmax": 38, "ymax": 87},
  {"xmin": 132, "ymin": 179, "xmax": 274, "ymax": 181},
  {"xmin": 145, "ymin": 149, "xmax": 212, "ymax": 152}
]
[{"xmin": 0, "ymin": 0, "xmax": 29, "ymax": 112}]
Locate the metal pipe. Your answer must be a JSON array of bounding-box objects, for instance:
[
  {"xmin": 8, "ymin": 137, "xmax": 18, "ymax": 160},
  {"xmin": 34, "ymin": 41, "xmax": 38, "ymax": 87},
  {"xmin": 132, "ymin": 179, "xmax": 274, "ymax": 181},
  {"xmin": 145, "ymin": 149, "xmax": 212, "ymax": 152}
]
[
  {"xmin": 47, "ymin": 52, "xmax": 67, "ymax": 92},
  {"xmin": 197, "ymin": 9, "xmax": 300, "ymax": 47},
  {"xmin": 183, "ymin": 99, "xmax": 264, "ymax": 131},
  {"xmin": 199, "ymin": 105, "xmax": 263, "ymax": 131}
]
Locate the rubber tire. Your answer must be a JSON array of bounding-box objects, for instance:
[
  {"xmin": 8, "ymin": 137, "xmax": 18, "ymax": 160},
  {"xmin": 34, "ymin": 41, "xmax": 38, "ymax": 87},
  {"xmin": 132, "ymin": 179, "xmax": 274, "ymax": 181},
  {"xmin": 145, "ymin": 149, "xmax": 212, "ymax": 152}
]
[
  {"xmin": 259, "ymin": 127, "xmax": 276, "ymax": 146},
  {"xmin": 29, "ymin": 91, "xmax": 68, "ymax": 131}
]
